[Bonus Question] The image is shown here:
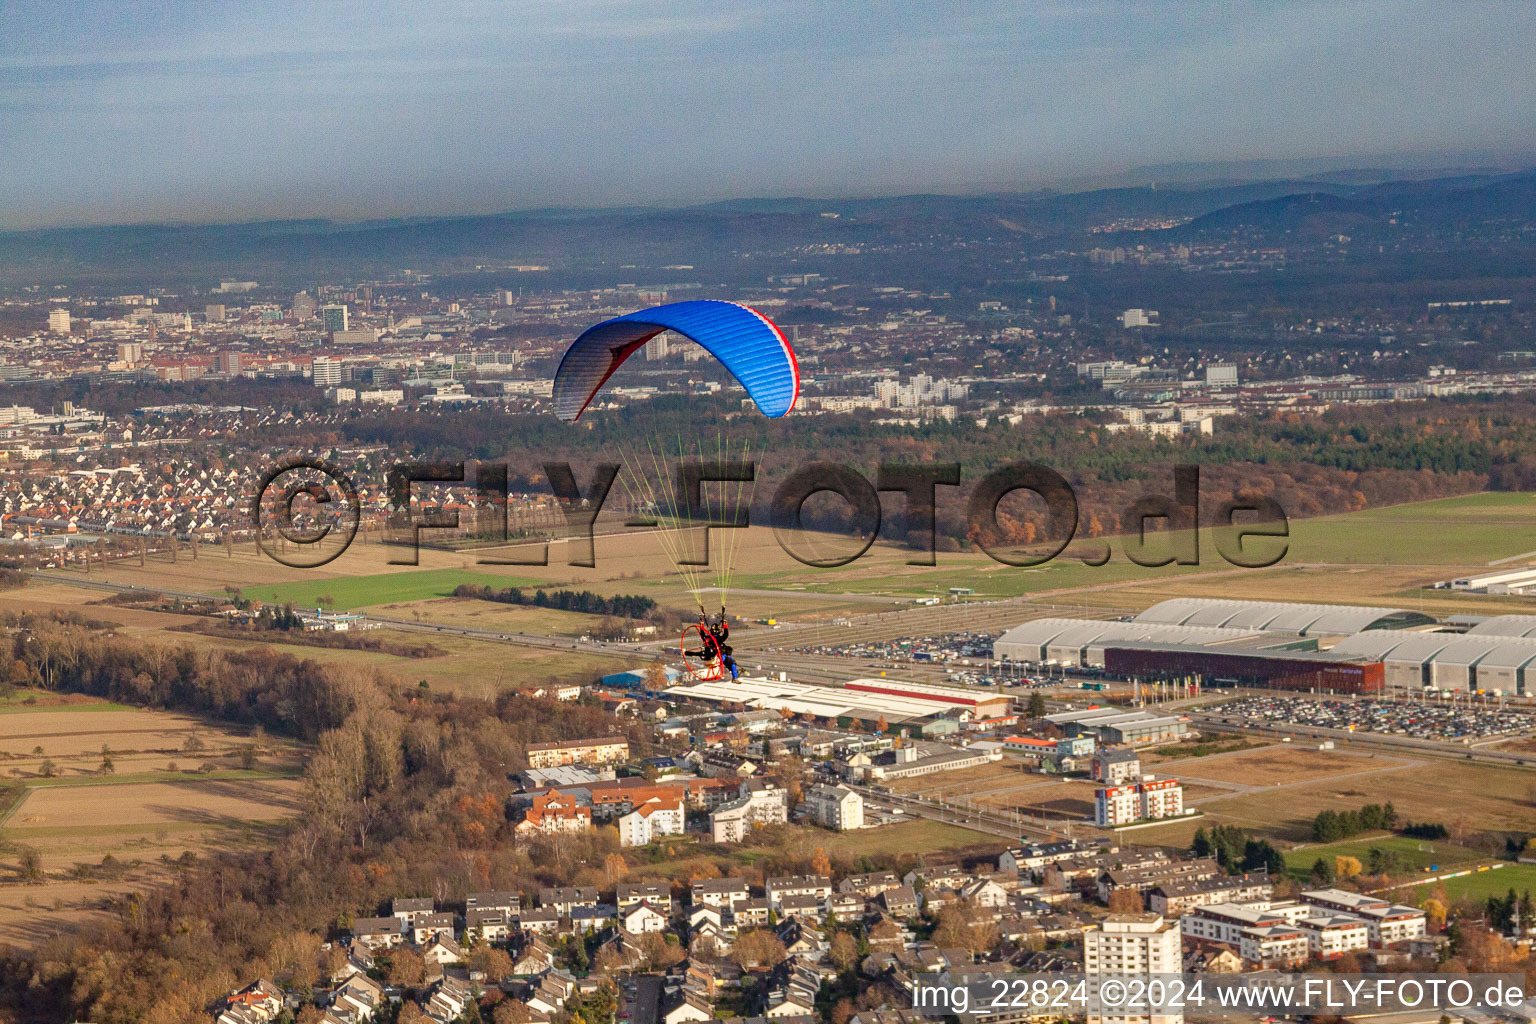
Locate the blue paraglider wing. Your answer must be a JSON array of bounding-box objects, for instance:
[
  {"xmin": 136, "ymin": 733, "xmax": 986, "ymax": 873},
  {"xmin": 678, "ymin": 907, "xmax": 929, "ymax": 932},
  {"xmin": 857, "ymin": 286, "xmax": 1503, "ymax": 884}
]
[{"xmin": 553, "ymin": 300, "xmax": 799, "ymax": 422}]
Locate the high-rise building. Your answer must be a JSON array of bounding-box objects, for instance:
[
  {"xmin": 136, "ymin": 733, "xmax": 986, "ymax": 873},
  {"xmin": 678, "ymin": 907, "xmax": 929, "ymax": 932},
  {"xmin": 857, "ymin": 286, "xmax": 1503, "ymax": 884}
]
[
  {"xmin": 1122, "ymin": 308, "xmax": 1160, "ymax": 329},
  {"xmin": 47, "ymin": 309, "xmax": 71, "ymax": 334},
  {"xmin": 1205, "ymin": 363, "xmax": 1238, "ymax": 386},
  {"xmin": 1084, "ymin": 914, "xmax": 1183, "ymax": 1024},
  {"xmin": 292, "ymin": 292, "xmax": 318, "ymax": 319},
  {"xmin": 117, "ymin": 342, "xmax": 144, "ymax": 365},
  {"xmin": 643, "ymin": 334, "xmax": 670, "ymax": 361},
  {"xmin": 312, "ymin": 356, "xmax": 343, "ymax": 388},
  {"xmin": 216, "ymin": 351, "xmax": 242, "ymax": 376},
  {"xmin": 321, "ymin": 304, "xmax": 349, "ymax": 332},
  {"xmin": 204, "ymin": 304, "xmax": 227, "ymax": 322}
]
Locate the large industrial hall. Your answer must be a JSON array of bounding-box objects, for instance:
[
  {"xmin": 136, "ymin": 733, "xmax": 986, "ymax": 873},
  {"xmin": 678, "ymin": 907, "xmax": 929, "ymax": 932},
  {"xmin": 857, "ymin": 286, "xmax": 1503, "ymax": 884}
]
[{"xmin": 993, "ymin": 597, "xmax": 1536, "ymax": 696}]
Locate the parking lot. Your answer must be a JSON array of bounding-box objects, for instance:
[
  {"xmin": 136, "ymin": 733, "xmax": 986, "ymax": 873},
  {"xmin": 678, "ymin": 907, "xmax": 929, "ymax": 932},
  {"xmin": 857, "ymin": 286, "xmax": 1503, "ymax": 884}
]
[
  {"xmin": 789, "ymin": 629, "xmax": 1000, "ymax": 664},
  {"xmin": 1211, "ymin": 695, "xmax": 1536, "ymax": 740}
]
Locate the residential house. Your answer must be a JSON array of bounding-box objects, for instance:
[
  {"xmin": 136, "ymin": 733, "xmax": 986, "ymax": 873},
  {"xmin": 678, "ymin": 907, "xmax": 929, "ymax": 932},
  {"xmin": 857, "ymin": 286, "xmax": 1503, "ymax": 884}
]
[
  {"xmin": 879, "ymin": 886, "xmax": 919, "ymax": 919},
  {"xmin": 515, "ymin": 791, "xmax": 593, "ymax": 836},
  {"xmin": 467, "ymin": 889, "xmax": 522, "ymax": 915},
  {"xmin": 778, "ymin": 893, "xmax": 822, "ymax": 921},
  {"xmin": 540, "ymin": 887, "xmax": 601, "ymax": 915},
  {"xmin": 466, "ymin": 907, "xmax": 513, "ymax": 944},
  {"xmin": 1148, "ymin": 873, "xmax": 1272, "ymax": 916},
  {"xmin": 839, "ymin": 871, "xmax": 902, "ymax": 897},
  {"xmin": 350, "ymin": 916, "xmax": 404, "ymax": 950},
  {"xmin": 959, "ymin": 877, "xmax": 1009, "ymax": 909},
  {"xmin": 421, "ymin": 932, "xmax": 465, "ymax": 966},
  {"xmin": 619, "ymin": 794, "xmax": 686, "ymax": 846},
  {"xmin": 622, "ymin": 902, "xmax": 669, "ymax": 934},
  {"xmin": 803, "ymin": 783, "xmax": 863, "ymax": 830},
  {"xmin": 410, "ymin": 912, "xmax": 456, "ymax": 946},
  {"xmin": 518, "ymin": 908, "xmax": 560, "ymax": 934},
  {"xmin": 618, "ymin": 882, "xmax": 673, "ymax": 911},
  {"xmin": 216, "ymin": 980, "xmax": 283, "ymax": 1024},
  {"xmin": 526, "ymin": 736, "xmax": 630, "ymax": 769},
  {"xmin": 827, "ymin": 893, "xmax": 866, "ymax": 923},
  {"xmin": 391, "ymin": 897, "xmax": 436, "ymax": 925},
  {"xmin": 766, "ymin": 875, "xmax": 832, "ymax": 909},
  {"xmin": 330, "ymin": 973, "xmax": 385, "ymax": 1021},
  {"xmin": 692, "ymin": 878, "xmax": 750, "ymax": 909}
]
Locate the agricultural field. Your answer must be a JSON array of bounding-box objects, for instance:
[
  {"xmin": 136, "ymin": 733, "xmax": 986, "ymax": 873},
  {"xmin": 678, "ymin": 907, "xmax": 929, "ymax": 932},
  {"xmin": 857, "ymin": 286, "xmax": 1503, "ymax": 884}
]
[
  {"xmin": 974, "ymin": 777, "xmax": 1102, "ymax": 821},
  {"xmin": 0, "ymin": 698, "xmax": 305, "ymax": 947},
  {"xmin": 885, "ymin": 762, "xmax": 1026, "ymax": 796},
  {"xmin": 369, "ymin": 597, "xmax": 611, "ymax": 637},
  {"xmin": 241, "ymin": 567, "xmax": 546, "ymax": 610},
  {"xmin": 0, "ymin": 579, "xmax": 632, "ymax": 696},
  {"xmin": 1166, "ymin": 747, "xmax": 1409, "ymax": 787},
  {"xmin": 0, "ymin": 699, "xmax": 288, "ymax": 778},
  {"xmin": 1126, "ymin": 757, "xmax": 1535, "ymax": 849}
]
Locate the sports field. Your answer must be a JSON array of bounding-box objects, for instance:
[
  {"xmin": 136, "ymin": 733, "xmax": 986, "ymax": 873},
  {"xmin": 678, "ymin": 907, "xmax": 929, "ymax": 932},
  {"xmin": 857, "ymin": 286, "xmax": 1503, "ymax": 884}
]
[
  {"xmin": 1280, "ymin": 835, "xmax": 1485, "ymax": 880},
  {"xmin": 1437, "ymin": 863, "xmax": 1536, "ymax": 901}
]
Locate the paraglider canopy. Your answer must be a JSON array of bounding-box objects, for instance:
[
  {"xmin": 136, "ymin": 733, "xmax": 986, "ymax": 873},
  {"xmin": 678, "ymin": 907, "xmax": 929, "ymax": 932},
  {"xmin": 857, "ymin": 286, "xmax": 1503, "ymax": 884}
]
[{"xmin": 553, "ymin": 299, "xmax": 799, "ymax": 422}]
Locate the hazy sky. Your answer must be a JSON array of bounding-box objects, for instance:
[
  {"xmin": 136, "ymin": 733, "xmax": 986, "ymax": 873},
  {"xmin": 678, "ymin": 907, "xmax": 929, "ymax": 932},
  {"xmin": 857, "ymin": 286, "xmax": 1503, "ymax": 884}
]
[{"xmin": 1, "ymin": 0, "xmax": 1533, "ymax": 229}]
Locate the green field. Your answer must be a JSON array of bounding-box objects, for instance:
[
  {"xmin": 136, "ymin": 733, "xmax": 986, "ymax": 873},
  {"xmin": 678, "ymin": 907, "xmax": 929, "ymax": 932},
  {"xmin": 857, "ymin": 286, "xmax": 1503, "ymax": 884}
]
[
  {"xmin": 1437, "ymin": 863, "xmax": 1536, "ymax": 901},
  {"xmin": 242, "ymin": 569, "xmax": 546, "ymax": 611},
  {"xmin": 1282, "ymin": 835, "xmax": 1485, "ymax": 881},
  {"xmin": 717, "ymin": 492, "xmax": 1536, "ymax": 599},
  {"xmin": 1287, "ymin": 492, "xmax": 1536, "ymax": 565}
]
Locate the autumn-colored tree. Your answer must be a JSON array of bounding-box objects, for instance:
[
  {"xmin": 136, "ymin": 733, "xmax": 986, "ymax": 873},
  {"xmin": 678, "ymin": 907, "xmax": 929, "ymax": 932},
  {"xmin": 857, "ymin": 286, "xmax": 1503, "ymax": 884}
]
[
  {"xmin": 495, "ymin": 1000, "xmax": 534, "ymax": 1024},
  {"xmin": 387, "ymin": 947, "xmax": 426, "ymax": 987},
  {"xmin": 810, "ymin": 847, "xmax": 833, "ymax": 879},
  {"xmin": 832, "ymin": 998, "xmax": 856, "ymax": 1024},
  {"xmin": 1107, "ymin": 887, "xmax": 1144, "ymax": 913},
  {"xmin": 932, "ymin": 901, "xmax": 999, "ymax": 956},
  {"xmin": 398, "ymin": 1002, "xmax": 429, "ymax": 1024},
  {"xmin": 635, "ymin": 930, "xmax": 686, "ymax": 969},
  {"xmin": 604, "ymin": 851, "xmax": 628, "ymax": 885},
  {"xmin": 868, "ymin": 918, "xmax": 903, "ymax": 950},
  {"xmin": 1334, "ymin": 951, "xmax": 1364, "ymax": 974},
  {"xmin": 1423, "ymin": 898, "xmax": 1448, "ymax": 932},
  {"xmin": 1335, "ymin": 855, "xmax": 1363, "ymax": 880},
  {"xmin": 318, "ymin": 942, "xmax": 348, "ymax": 982},
  {"xmin": 295, "ymin": 1007, "xmax": 326, "ymax": 1024},
  {"xmin": 876, "ymin": 716, "xmax": 888, "ymax": 734},
  {"xmin": 471, "ymin": 946, "xmax": 515, "ymax": 981},
  {"xmin": 643, "ymin": 662, "xmax": 672, "ymax": 691},
  {"xmin": 830, "ymin": 931, "xmax": 859, "ymax": 974},
  {"xmin": 732, "ymin": 928, "xmax": 788, "ymax": 969}
]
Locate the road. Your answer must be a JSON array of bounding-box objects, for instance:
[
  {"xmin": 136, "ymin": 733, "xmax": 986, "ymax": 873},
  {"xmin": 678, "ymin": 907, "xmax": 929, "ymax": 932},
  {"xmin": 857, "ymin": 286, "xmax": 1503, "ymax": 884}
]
[{"xmin": 628, "ymin": 975, "xmax": 661, "ymax": 1024}]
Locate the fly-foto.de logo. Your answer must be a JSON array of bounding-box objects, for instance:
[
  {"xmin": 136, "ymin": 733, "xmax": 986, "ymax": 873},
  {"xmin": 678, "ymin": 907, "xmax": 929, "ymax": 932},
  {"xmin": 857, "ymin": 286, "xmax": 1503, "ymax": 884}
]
[{"xmin": 252, "ymin": 457, "xmax": 1289, "ymax": 573}]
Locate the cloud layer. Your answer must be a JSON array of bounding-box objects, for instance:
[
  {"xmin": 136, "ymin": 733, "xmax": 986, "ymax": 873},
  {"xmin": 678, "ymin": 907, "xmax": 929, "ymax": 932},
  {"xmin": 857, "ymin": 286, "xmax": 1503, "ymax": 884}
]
[{"xmin": 1, "ymin": 0, "xmax": 1532, "ymax": 228}]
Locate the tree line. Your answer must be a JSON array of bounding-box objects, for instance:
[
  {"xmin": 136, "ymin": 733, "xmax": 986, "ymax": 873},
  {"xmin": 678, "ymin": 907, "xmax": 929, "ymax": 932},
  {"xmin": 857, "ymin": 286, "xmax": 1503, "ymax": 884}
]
[
  {"xmin": 1191, "ymin": 824, "xmax": 1285, "ymax": 876},
  {"xmin": 451, "ymin": 585, "xmax": 657, "ymax": 620},
  {"xmin": 1311, "ymin": 803, "xmax": 1398, "ymax": 842}
]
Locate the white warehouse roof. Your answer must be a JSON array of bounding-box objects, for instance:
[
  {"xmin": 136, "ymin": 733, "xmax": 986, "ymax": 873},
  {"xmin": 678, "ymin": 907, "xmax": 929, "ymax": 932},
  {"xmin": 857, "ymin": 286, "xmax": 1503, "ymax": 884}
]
[
  {"xmin": 1466, "ymin": 615, "xmax": 1536, "ymax": 638},
  {"xmin": 993, "ymin": 617, "xmax": 1262, "ymax": 661},
  {"xmin": 1133, "ymin": 598, "xmax": 1435, "ymax": 636}
]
